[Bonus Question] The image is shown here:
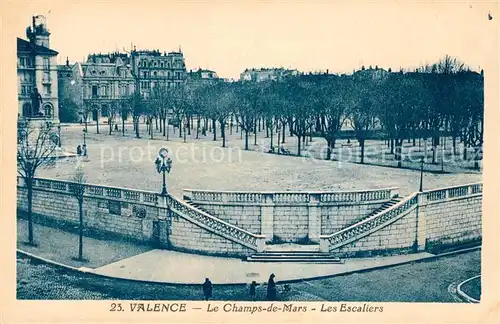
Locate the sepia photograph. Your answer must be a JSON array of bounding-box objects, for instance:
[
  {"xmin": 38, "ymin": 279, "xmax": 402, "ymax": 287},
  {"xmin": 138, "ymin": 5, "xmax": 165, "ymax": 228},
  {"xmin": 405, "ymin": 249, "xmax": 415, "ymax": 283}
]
[{"xmin": 2, "ymin": 0, "xmax": 499, "ymax": 322}]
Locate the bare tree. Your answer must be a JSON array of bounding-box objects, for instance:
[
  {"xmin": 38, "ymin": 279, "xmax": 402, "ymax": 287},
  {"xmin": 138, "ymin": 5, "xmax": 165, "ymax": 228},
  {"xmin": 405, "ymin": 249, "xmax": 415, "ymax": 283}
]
[
  {"xmin": 17, "ymin": 121, "xmax": 58, "ymax": 245},
  {"xmin": 69, "ymin": 166, "xmax": 86, "ymax": 261}
]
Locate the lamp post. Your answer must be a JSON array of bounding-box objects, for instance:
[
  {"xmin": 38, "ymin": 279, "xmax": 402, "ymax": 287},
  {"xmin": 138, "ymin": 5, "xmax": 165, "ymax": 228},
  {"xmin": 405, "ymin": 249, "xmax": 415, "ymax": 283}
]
[
  {"xmin": 82, "ymin": 128, "xmax": 87, "ymax": 146},
  {"xmin": 419, "ymin": 157, "xmax": 424, "ymax": 192},
  {"xmin": 57, "ymin": 124, "xmax": 61, "ymax": 147},
  {"xmin": 155, "ymin": 148, "xmax": 172, "ymax": 195}
]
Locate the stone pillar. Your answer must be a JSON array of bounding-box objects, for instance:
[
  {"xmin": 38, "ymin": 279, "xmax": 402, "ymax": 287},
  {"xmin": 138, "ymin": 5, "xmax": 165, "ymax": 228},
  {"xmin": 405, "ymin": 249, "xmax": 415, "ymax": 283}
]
[
  {"xmin": 308, "ymin": 193, "xmax": 321, "ymax": 243},
  {"xmin": 260, "ymin": 193, "xmax": 274, "ymax": 241},
  {"xmin": 415, "ymin": 194, "xmax": 427, "ymax": 251}
]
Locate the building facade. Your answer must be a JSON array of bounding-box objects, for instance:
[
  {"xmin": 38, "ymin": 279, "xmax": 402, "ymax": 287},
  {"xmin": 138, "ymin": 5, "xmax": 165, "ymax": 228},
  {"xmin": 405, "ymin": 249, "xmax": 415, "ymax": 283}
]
[
  {"xmin": 239, "ymin": 68, "xmax": 299, "ymax": 82},
  {"xmin": 58, "ymin": 53, "xmax": 136, "ymax": 123},
  {"xmin": 17, "ymin": 15, "xmax": 59, "ymax": 123},
  {"xmin": 131, "ymin": 49, "xmax": 187, "ymax": 97}
]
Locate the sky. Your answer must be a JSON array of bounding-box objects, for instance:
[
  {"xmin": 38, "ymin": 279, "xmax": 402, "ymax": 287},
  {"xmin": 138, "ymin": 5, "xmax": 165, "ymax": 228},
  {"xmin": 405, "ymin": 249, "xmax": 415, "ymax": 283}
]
[{"xmin": 6, "ymin": 1, "xmax": 497, "ymax": 79}]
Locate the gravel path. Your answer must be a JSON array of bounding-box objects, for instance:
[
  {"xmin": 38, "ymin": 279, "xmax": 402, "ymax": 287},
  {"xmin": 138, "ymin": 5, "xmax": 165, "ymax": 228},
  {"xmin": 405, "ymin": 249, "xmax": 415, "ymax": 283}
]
[{"xmin": 38, "ymin": 125, "xmax": 481, "ymax": 198}]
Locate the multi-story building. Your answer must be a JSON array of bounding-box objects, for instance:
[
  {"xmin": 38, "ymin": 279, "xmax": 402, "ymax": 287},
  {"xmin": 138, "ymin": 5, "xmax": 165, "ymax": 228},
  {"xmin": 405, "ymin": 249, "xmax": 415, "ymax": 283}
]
[
  {"xmin": 17, "ymin": 15, "xmax": 59, "ymax": 123},
  {"xmin": 58, "ymin": 53, "xmax": 136, "ymax": 123},
  {"xmin": 239, "ymin": 67, "xmax": 299, "ymax": 82},
  {"xmin": 188, "ymin": 68, "xmax": 218, "ymax": 81},
  {"xmin": 131, "ymin": 48, "xmax": 187, "ymax": 97}
]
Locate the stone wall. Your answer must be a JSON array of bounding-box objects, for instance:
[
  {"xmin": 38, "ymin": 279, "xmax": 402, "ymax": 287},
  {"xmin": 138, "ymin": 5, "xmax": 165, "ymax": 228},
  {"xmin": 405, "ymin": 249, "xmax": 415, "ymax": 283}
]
[
  {"xmin": 17, "ymin": 177, "xmax": 264, "ymax": 258},
  {"xmin": 320, "ymin": 183, "xmax": 482, "ymax": 256},
  {"xmin": 420, "ymin": 184, "xmax": 482, "ymax": 249},
  {"xmin": 183, "ymin": 188, "xmax": 399, "ymax": 243}
]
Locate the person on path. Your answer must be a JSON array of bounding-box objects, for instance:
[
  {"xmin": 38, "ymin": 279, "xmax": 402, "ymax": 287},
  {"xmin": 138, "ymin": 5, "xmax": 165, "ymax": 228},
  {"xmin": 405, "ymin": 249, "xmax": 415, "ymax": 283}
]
[
  {"xmin": 82, "ymin": 144, "xmax": 88, "ymax": 157},
  {"xmin": 76, "ymin": 145, "xmax": 82, "ymax": 156},
  {"xmin": 266, "ymin": 273, "xmax": 277, "ymax": 301},
  {"xmin": 203, "ymin": 278, "xmax": 212, "ymax": 301},
  {"xmin": 249, "ymin": 281, "xmax": 258, "ymax": 301}
]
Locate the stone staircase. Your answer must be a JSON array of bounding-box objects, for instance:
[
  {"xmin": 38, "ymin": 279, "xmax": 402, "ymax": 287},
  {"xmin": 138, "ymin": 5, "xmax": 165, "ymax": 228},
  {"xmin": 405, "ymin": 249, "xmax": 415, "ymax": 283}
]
[
  {"xmin": 246, "ymin": 243, "xmax": 343, "ymax": 263},
  {"xmin": 347, "ymin": 197, "xmax": 403, "ymax": 226}
]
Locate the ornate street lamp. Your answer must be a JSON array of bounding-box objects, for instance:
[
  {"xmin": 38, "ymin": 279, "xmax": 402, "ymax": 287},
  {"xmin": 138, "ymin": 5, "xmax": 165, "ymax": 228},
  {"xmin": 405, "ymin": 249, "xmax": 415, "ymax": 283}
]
[
  {"xmin": 419, "ymin": 157, "xmax": 424, "ymax": 192},
  {"xmin": 155, "ymin": 148, "xmax": 172, "ymax": 195}
]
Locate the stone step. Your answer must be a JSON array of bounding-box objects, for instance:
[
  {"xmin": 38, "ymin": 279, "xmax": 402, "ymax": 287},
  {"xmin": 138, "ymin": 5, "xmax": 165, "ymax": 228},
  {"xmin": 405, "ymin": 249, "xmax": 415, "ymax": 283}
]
[{"xmin": 246, "ymin": 255, "xmax": 343, "ymax": 263}]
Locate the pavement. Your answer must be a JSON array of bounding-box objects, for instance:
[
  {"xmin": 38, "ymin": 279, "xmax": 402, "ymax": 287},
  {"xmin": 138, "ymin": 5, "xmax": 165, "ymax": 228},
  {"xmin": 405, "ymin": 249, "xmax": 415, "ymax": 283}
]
[{"xmin": 17, "ymin": 218, "xmax": 437, "ymax": 285}]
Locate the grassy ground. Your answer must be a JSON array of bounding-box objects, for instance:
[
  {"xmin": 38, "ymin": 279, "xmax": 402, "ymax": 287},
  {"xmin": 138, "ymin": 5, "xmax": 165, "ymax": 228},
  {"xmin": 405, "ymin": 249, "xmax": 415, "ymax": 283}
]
[
  {"xmin": 38, "ymin": 124, "xmax": 481, "ymax": 198},
  {"xmin": 17, "ymin": 250, "xmax": 481, "ymax": 301}
]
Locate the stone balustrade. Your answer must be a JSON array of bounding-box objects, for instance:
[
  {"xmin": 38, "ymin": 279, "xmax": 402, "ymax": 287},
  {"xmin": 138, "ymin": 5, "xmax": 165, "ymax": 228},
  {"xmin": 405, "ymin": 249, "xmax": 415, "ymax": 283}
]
[
  {"xmin": 18, "ymin": 176, "xmax": 160, "ymax": 207},
  {"xmin": 420, "ymin": 183, "xmax": 482, "ymax": 205},
  {"xmin": 183, "ymin": 187, "xmax": 399, "ymax": 206},
  {"xmin": 166, "ymin": 195, "xmax": 265, "ymax": 251},
  {"xmin": 320, "ymin": 193, "xmax": 419, "ymax": 251},
  {"xmin": 320, "ymin": 182, "xmax": 483, "ymax": 253},
  {"xmin": 17, "ymin": 176, "xmax": 265, "ymax": 252}
]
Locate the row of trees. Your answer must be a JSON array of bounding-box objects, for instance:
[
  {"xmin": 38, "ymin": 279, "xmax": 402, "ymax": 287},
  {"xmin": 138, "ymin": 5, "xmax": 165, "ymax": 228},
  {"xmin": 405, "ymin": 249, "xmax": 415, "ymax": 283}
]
[{"xmin": 99, "ymin": 56, "xmax": 482, "ymax": 169}]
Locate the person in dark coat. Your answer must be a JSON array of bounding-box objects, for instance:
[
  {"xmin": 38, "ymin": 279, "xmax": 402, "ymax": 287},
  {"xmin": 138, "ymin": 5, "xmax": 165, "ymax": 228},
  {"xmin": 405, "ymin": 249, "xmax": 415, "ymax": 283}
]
[
  {"xmin": 266, "ymin": 273, "xmax": 277, "ymax": 301},
  {"xmin": 76, "ymin": 145, "xmax": 82, "ymax": 156},
  {"xmin": 202, "ymin": 278, "xmax": 212, "ymax": 301},
  {"xmin": 249, "ymin": 281, "xmax": 258, "ymax": 301}
]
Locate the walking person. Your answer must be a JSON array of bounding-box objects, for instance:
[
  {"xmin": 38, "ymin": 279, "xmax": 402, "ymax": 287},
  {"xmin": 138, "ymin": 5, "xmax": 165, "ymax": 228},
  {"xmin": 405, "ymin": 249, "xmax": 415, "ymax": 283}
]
[
  {"xmin": 202, "ymin": 278, "xmax": 212, "ymax": 301},
  {"xmin": 76, "ymin": 145, "xmax": 82, "ymax": 156},
  {"xmin": 249, "ymin": 281, "xmax": 258, "ymax": 301},
  {"xmin": 82, "ymin": 144, "xmax": 88, "ymax": 157},
  {"xmin": 266, "ymin": 273, "xmax": 277, "ymax": 301}
]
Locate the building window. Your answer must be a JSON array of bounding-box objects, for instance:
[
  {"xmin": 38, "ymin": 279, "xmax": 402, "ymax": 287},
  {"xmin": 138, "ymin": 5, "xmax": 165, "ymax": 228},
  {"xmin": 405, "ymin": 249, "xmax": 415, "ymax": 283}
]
[
  {"xmin": 92, "ymin": 85, "xmax": 98, "ymax": 98},
  {"xmin": 160, "ymin": 62, "xmax": 164, "ymax": 68},
  {"xmin": 19, "ymin": 57, "xmax": 25, "ymax": 67},
  {"xmin": 43, "ymin": 58, "xmax": 50, "ymax": 69},
  {"xmin": 153, "ymin": 71, "xmax": 157, "ymax": 77},
  {"xmin": 154, "ymin": 61, "xmax": 157, "ymax": 67},
  {"xmin": 44, "ymin": 104, "xmax": 53, "ymax": 118},
  {"xmin": 44, "ymin": 85, "xmax": 51, "ymax": 95},
  {"xmin": 43, "ymin": 71, "xmax": 50, "ymax": 83}
]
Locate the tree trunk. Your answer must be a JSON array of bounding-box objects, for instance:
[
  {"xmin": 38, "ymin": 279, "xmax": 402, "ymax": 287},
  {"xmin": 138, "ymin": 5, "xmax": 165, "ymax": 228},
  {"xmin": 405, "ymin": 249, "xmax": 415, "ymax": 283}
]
[
  {"xmin": 230, "ymin": 115, "xmax": 233, "ymax": 135},
  {"xmin": 390, "ymin": 138, "xmax": 394, "ymax": 154},
  {"xmin": 463, "ymin": 145, "xmax": 468, "ymax": 160},
  {"xmin": 151, "ymin": 118, "xmax": 154, "ymax": 139},
  {"xmin": 27, "ymin": 178, "xmax": 34, "ymax": 245},
  {"xmin": 166, "ymin": 116, "xmax": 169, "ymax": 140},
  {"xmin": 266, "ymin": 124, "xmax": 269, "ymax": 138},
  {"xmin": 183, "ymin": 122, "xmax": 186, "ymax": 143},
  {"xmin": 96, "ymin": 117, "xmax": 100, "ymax": 134},
  {"xmin": 282, "ymin": 122, "xmax": 286, "ymax": 143},
  {"xmin": 326, "ymin": 139, "xmax": 332, "ymax": 160},
  {"xmin": 212, "ymin": 119, "xmax": 217, "ymax": 141},
  {"xmin": 221, "ymin": 121, "xmax": 226, "ymax": 148},
  {"xmin": 254, "ymin": 123, "xmax": 257, "ymax": 145},
  {"xmin": 360, "ymin": 139, "xmax": 366, "ymax": 164},
  {"xmin": 159, "ymin": 118, "xmax": 163, "ymax": 133},
  {"xmin": 395, "ymin": 139, "xmax": 402, "ymax": 168},
  {"xmin": 179, "ymin": 119, "xmax": 182, "ymax": 138},
  {"xmin": 196, "ymin": 117, "xmax": 200, "ymax": 139},
  {"xmin": 187, "ymin": 116, "xmax": 191, "ymax": 135},
  {"xmin": 109, "ymin": 118, "xmax": 112, "ymax": 135},
  {"xmin": 135, "ymin": 118, "xmax": 140, "ymax": 138},
  {"xmin": 78, "ymin": 200, "xmax": 83, "ymax": 260},
  {"xmin": 432, "ymin": 137, "xmax": 437, "ymax": 164},
  {"xmin": 297, "ymin": 135, "xmax": 301, "ymax": 156},
  {"xmin": 245, "ymin": 130, "xmax": 249, "ymax": 150},
  {"xmin": 474, "ymin": 147, "xmax": 480, "ymax": 170},
  {"xmin": 240, "ymin": 128, "xmax": 243, "ymax": 140},
  {"xmin": 155, "ymin": 118, "xmax": 158, "ymax": 130},
  {"xmin": 84, "ymin": 120, "xmax": 88, "ymax": 132},
  {"xmin": 277, "ymin": 129, "xmax": 281, "ymax": 154},
  {"xmin": 269, "ymin": 126, "xmax": 273, "ymax": 152},
  {"xmin": 122, "ymin": 118, "xmax": 125, "ymax": 136},
  {"xmin": 452, "ymin": 136, "xmax": 457, "ymax": 155}
]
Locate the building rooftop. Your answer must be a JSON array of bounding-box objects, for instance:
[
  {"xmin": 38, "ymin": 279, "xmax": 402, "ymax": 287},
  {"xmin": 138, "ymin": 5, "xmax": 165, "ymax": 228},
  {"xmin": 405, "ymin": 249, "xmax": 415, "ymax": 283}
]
[{"xmin": 17, "ymin": 37, "xmax": 58, "ymax": 56}]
